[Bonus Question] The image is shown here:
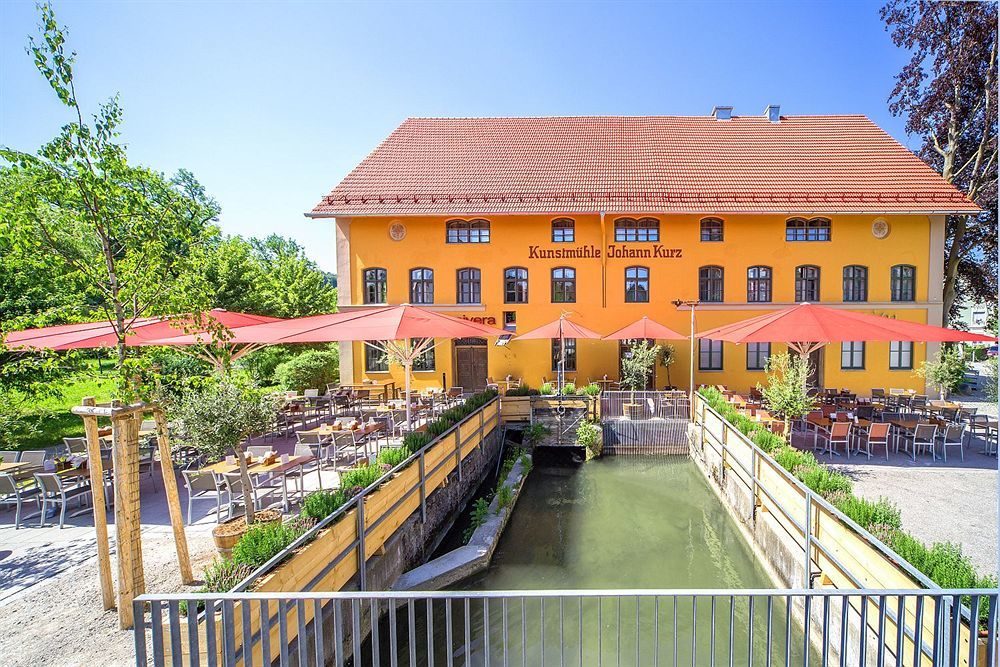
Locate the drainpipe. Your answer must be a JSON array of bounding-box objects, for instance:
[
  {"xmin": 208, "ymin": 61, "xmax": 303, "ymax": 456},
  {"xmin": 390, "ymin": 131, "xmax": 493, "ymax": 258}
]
[{"xmin": 599, "ymin": 211, "xmax": 607, "ymax": 308}]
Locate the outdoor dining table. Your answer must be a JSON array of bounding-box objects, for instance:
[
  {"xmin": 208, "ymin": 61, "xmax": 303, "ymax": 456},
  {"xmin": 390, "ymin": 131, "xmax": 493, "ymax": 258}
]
[
  {"xmin": 198, "ymin": 454, "xmax": 318, "ymax": 511},
  {"xmin": 0, "ymin": 461, "xmax": 29, "ymax": 474},
  {"xmin": 341, "ymin": 381, "xmax": 397, "ymax": 401}
]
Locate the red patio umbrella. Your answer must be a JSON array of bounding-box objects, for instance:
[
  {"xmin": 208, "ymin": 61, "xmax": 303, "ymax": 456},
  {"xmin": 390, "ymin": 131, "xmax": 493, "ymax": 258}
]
[
  {"xmin": 3, "ymin": 309, "xmax": 283, "ymax": 357},
  {"xmin": 149, "ymin": 304, "xmax": 511, "ymax": 428},
  {"xmin": 696, "ymin": 302, "xmax": 995, "ymax": 356},
  {"xmin": 515, "ymin": 315, "xmax": 602, "ymax": 391},
  {"xmin": 602, "ymin": 316, "xmax": 686, "ymax": 341}
]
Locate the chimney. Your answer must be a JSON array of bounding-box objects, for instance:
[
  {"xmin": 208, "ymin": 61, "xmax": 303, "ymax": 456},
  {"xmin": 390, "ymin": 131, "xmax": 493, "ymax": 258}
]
[
  {"xmin": 764, "ymin": 104, "xmax": 780, "ymax": 123},
  {"xmin": 711, "ymin": 105, "xmax": 733, "ymax": 121}
]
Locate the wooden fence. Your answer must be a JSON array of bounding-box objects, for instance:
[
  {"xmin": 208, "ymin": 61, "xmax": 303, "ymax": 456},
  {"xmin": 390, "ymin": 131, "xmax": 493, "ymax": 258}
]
[
  {"xmin": 163, "ymin": 398, "xmax": 500, "ymax": 665},
  {"xmin": 693, "ymin": 394, "xmax": 984, "ymax": 666}
]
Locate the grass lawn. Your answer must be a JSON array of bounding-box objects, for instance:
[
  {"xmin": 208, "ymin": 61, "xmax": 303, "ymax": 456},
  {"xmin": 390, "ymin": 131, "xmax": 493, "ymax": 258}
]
[{"xmin": 8, "ymin": 363, "xmax": 117, "ymax": 451}]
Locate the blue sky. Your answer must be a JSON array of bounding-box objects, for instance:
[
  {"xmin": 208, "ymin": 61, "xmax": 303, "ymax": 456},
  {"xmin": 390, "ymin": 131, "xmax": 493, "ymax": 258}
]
[{"xmin": 1, "ymin": 1, "xmax": 912, "ymax": 273}]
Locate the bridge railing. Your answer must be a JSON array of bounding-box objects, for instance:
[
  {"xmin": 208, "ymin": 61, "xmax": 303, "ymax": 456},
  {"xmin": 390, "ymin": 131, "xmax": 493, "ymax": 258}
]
[
  {"xmin": 600, "ymin": 390, "xmax": 690, "ymax": 454},
  {"xmin": 134, "ymin": 588, "xmax": 999, "ymax": 666}
]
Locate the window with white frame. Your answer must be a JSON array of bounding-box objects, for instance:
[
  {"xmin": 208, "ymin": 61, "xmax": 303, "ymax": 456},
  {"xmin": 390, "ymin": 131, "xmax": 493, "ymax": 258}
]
[
  {"xmin": 364, "ymin": 342, "xmax": 387, "ymax": 372},
  {"xmin": 746, "ymin": 343, "xmax": 771, "ymax": 371},
  {"xmin": 699, "ymin": 339, "xmax": 723, "ymax": 371},
  {"xmin": 841, "ymin": 341, "xmax": 865, "ymax": 370},
  {"xmin": 889, "ymin": 341, "xmax": 913, "ymax": 370}
]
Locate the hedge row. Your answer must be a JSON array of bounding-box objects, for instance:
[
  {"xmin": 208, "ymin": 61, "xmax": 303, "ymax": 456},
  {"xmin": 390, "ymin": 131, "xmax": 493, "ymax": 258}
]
[{"xmin": 697, "ymin": 387, "xmax": 995, "ymax": 622}]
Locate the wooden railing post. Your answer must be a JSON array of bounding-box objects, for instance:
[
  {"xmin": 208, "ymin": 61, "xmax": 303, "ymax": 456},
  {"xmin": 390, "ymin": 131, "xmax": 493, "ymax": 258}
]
[
  {"xmin": 81, "ymin": 396, "xmax": 115, "ymax": 611},
  {"xmin": 153, "ymin": 409, "xmax": 194, "ymax": 584},
  {"xmin": 112, "ymin": 408, "xmax": 145, "ymax": 629}
]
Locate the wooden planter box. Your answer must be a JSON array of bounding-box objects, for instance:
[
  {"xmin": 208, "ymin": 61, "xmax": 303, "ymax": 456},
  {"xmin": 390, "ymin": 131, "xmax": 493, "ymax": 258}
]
[{"xmin": 500, "ymin": 396, "xmax": 532, "ymax": 421}]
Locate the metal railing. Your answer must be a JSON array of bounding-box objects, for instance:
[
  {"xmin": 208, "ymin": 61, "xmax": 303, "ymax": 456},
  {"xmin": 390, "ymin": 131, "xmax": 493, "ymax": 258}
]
[
  {"xmin": 231, "ymin": 396, "xmax": 501, "ymax": 594},
  {"xmin": 134, "ymin": 588, "xmax": 999, "ymax": 666},
  {"xmin": 601, "ymin": 391, "xmax": 691, "ymax": 455}
]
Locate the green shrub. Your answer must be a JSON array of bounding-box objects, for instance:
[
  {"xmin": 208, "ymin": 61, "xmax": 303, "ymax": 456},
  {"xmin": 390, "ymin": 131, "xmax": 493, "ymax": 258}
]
[
  {"xmin": 522, "ymin": 422, "xmax": 550, "ymax": 446},
  {"xmin": 273, "ymin": 350, "xmax": 339, "ymax": 391},
  {"xmin": 402, "ymin": 431, "xmax": 431, "ymax": 453},
  {"xmin": 750, "ymin": 429, "xmax": 785, "ymax": 454},
  {"xmin": 833, "ymin": 495, "xmax": 901, "ymax": 531},
  {"xmin": 496, "ymin": 484, "xmax": 513, "ymax": 509},
  {"xmin": 773, "ymin": 446, "xmax": 817, "ymax": 472},
  {"xmin": 518, "ymin": 453, "xmax": 533, "ymax": 474},
  {"xmin": 340, "ymin": 463, "xmax": 382, "ymax": 492},
  {"xmin": 579, "ymin": 383, "xmax": 601, "ymax": 397},
  {"xmin": 231, "ymin": 520, "xmax": 310, "ymax": 569},
  {"xmin": 539, "ymin": 383, "xmax": 555, "ymax": 395},
  {"xmin": 560, "ymin": 382, "xmax": 577, "ymax": 395},
  {"xmin": 376, "ymin": 446, "xmax": 410, "ymax": 467},
  {"xmin": 238, "ymin": 345, "xmax": 298, "ymax": 386},
  {"xmin": 799, "ymin": 467, "xmax": 853, "ymax": 498},
  {"xmin": 505, "ymin": 386, "xmax": 539, "ymax": 396},
  {"xmin": 301, "ymin": 489, "xmax": 348, "ymax": 521},
  {"xmin": 463, "ymin": 497, "xmax": 490, "ymax": 542},
  {"xmin": 575, "ymin": 421, "xmax": 602, "ymax": 459}
]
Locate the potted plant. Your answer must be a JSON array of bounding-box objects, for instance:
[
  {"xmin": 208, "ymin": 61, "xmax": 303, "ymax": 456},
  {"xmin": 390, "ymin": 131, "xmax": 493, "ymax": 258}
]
[
  {"xmin": 659, "ymin": 344, "xmax": 676, "ymax": 390},
  {"xmin": 171, "ymin": 377, "xmax": 280, "ymax": 553},
  {"xmin": 757, "ymin": 352, "xmax": 813, "ymax": 439},
  {"xmin": 619, "ymin": 340, "xmax": 661, "ymax": 419}
]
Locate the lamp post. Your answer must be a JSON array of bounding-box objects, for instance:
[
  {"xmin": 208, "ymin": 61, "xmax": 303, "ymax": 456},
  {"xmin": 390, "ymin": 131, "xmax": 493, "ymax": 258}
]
[{"xmin": 671, "ymin": 299, "xmax": 700, "ymax": 418}]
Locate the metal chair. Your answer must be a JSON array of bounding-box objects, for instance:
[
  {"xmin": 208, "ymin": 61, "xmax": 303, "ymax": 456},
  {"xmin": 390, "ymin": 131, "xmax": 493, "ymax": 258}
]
[
  {"xmin": 936, "ymin": 424, "xmax": 966, "ymax": 462},
  {"xmin": 0, "ymin": 472, "xmax": 39, "ymax": 529},
  {"xmin": 282, "ymin": 442, "xmax": 325, "ymax": 497},
  {"xmin": 34, "ymin": 472, "xmax": 91, "ymax": 528},
  {"xmin": 0, "ymin": 450, "xmax": 21, "ymax": 463},
  {"xmin": 181, "ymin": 469, "xmax": 227, "ymax": 524},
  {"xmin": 911, "ymin": 424, "xmax": 938, "ymax": 459},
  {"xmin": 854, "ymin": 422, "xmax": 891, "ymax": 461},
  {"xmin": 825, "ymin": 422, "xmax": 852, "ymax": 457},
  {"xmin": 63, "ymin": 437, "xmax": 89, "ymax": 455},
  {"xmin": 220, "ymin": 471, "xmax": 276, "ymax": 519},
  {"xmin": 17, "ymin": 450, "xmax": 48, "ymax": 477}
]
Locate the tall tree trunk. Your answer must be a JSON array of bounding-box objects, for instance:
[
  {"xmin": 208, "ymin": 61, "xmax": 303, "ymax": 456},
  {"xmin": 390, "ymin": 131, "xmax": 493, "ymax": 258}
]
[{"xmin": 236, "ymin": 445, "xmax": 256, "ymax": 525}]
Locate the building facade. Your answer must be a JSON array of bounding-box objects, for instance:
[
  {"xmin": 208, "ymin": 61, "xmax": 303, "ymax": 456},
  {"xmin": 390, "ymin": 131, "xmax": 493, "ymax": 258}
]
[{"xmin": 309, "ymin": 112, "xmax": 979, "ymax": 394}]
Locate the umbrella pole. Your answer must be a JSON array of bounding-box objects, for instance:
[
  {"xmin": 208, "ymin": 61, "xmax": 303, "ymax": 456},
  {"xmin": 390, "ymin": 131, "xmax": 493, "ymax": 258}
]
[
  {"xmin": 404, "ymin": 359, "xmax": 413, "ymax": 433},
  {"xmin": 688, "ymin": 306, "xmax": 695, "ymax": 414}
]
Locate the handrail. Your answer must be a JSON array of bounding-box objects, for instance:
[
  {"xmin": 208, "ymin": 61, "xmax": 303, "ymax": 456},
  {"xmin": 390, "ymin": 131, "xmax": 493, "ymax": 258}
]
[
  {"xmin": 694, "ymin": 395, "xmax": 938, "ymax": 590},
  {"xmin": 229, "ymin": 395, "xmax": 501, "ymax": 594}
]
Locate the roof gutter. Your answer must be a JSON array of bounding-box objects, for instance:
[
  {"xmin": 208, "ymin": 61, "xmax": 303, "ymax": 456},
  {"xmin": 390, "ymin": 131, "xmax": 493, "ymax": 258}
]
[{"xmin": 305, "ymin": 209, "xmax": 981, "ymax": 218}]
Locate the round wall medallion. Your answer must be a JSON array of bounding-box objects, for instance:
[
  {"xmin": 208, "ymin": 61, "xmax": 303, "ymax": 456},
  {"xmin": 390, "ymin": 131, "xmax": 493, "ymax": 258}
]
[
  {"xmin": 872, "ymin": 218, "xmax": 890, "ymax": 239},
  {"xmin": 388, "ymin": 221, "xmax": 407, "ymax": 241}
]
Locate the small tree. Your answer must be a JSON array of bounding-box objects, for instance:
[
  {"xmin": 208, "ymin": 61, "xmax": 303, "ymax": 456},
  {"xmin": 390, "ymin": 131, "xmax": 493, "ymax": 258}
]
[
  {"xmin": 620, "ymin": 340, "xmax": 662, "ymax": 393},
  {"xmin": 659, "ymin": 344, "xmax": 676, "ymax": 389},
  {"xmin": 172, "ymin": 378, "xmax": 278, "ymax": 524},
  {"xmin": 915, "ymin": 347, "xmax": 969, "ymax": 399},
  {"xmin": 758, "ymin": 352, "xmax": 813, "ymax": 439}
]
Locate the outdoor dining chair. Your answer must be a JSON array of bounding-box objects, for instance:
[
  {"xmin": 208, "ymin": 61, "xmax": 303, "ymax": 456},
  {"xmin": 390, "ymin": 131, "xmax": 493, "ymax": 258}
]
[
  {"xmin": 296, "ymin": 431, "xmax": 332, "ymax": 461},
  {"xmin": 328, "ymin": 431, "xmax": 364, "ymax": 469},
  {"xmin": 911, "ymin": 424, "xmax": 938, "ymax": 459},
  {"xmin": 825, "ymin": 422, "xmax": 852, "ymax": 457},
  {"xmin": 909, "ymin": 395, "xmax": 929, "ymax": 417},
  {"xmin": 854, "ymin": 422, "xmax": 891, "ymax": 461},
  {"xmin": 968, "ymin": 414, "xmax": 994, "ymax": 447},
  {"xmin": 282, "ymin": 443, "xmax": 324, "ymax": 496},
  {"xmin": 0, "ymin": 450, "xmax": 21, "ymax": 463},
  {"xmin": 936, "ymin": 424, "xmax": 966, "ymax": 462},
  {"xmin": 181, "ymin": 469, "xmax": 227, "ymax": 524},
  {"xmin": 17, "ymin": 450, "xmax": 48, "ymax": 477},
  {"xmin": 63, "ymin": 437, "xmax": 89, "ymax": 455},
  {"xmin": 0, "ymin": 472, "xmax": 39, "ymax": 529},
  {"xmin": 220, "ymin": 471, "xmax": 277, "ymax": 520},
  {"xmin": 34, "ymin": 472, "xmax": 91, "ymax": 528}
]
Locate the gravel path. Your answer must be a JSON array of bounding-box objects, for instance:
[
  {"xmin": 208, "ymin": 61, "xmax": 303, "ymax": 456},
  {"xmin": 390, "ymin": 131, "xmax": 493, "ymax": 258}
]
[{"xmin": 0, "ymin": 529, "xmax": 217, "ymax": 667}]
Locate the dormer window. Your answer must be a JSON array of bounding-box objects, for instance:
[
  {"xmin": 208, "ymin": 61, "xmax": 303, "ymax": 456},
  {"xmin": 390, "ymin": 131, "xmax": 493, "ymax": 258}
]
[
  {"xmin": 700, "ymin": 217, "xmax": 724, "ymax": 242},
  {"xmin": 614, "ymin": 217, "xmax": 660, "ymax": 242},
  {"xmin": 786, "ymin": 217, "xmax": 831, "ymax": 242},
  {"xmin": 551, "ymin": 218, "xmax": 575, "ymax": 243},
  {"xmin": 446, "ymin": 219, "xmax": 490, "ymax": 243}
]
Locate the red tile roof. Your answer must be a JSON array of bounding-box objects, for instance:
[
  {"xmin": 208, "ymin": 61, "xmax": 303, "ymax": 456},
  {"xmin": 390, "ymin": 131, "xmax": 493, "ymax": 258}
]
[{"xmin": 309, "ymin": 115, "xmax": 980, "ymax": 216}]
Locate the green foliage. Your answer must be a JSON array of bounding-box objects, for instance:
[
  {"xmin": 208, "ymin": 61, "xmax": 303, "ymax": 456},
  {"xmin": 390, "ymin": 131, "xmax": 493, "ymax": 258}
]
[
  {"xmin": 496, "ymin": 484, "xmax": 513, "ymax": 509},
  {"xmin": 171, "ymin": 378, "xmax": 279, "ymax": 462},
  {"xmin": 300, "ymin": 489, "xmax": 348, "ymax": 521},
  {"xmin": 834, "ymin": 495, "xmax": 902, "ymax": 531},
  {"xmin": 620, "ymin": 340, "xmax": 661, "ymax": 391},
  {"xmin": 579, "ymin": 383, "xmax": 601, "ymax": 397},
  {"xmin": 505, "ymin": 386, "xmax": 539, "ymax": 396},
  {"xmin": 758, "ymin": 353, "xmax": 813, "ymax": 431},
  {"xmin": 518, "ymin": 452, "xmax": 533, "ymax": 475},
  {"xmin": 463, "ymin": 497, "xmax": 490, "ymax": 543},
  {"xmin": 274, "ymin": 349, "xmax": 339, "ymax": 391},
  {"xmin": 539, "ymin": 383, "xmax": 555, "ymax": 395},
  {"xmin": 376, "ymin": 446, "xmax": 411, "ymax": 467},
  {"xmin": 749, "ymin": 428, "xmax": 785, "ymax": 454},
  {"xmin": 915, "ymin": 347, "xmax": 969, "ymax": 396},
  {"xmin": 231, "ymin": 519, "xmax": 311, "ymax": 569},
  {"xmin": 402, "ymin": 431, "xmax": 431, "ymax": 452},
  {"xmin": 560, "ymin": 382, "xmax": 577, "ymax": 395},
  {"xmin": 521, "ymin": 422, "xmax": 550, "ymax": 446},
  {"xmin": 575, "ymin": 420, "xmax": 602, "ymax": 459},
  {"xmin": 339, "ymin": 463, "xmax": 382, "ymax": 492},
  {"xmin": 699, "ymin": 385, "xmax": 994, "ymax": 620},
  {"xmin": 203, "ymin": 558, "xmax": 255, "ymax": 593},
  {"xmin": 659, "ymin": 343, "xmax": 676, "ymax": 386},
  {"xmin": 237, "ymin": 346, "xmax": 299, "ymax": 386},
  {"xmin": 986, "ymin": 357, "xmax": 998, "ymax": 402}
]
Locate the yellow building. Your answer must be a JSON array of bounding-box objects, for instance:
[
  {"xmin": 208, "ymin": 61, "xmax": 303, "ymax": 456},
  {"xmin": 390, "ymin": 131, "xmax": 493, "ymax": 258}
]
[{"xmin": 308, "ymin": 110, "xmax": 979, "ymax": 394}]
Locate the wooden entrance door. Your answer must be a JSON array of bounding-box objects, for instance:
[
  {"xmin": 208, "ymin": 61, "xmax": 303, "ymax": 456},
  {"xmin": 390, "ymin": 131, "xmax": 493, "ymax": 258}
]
[{"xmin": 454, "ymin": 338, "xmax": 488, "ymax": 392}]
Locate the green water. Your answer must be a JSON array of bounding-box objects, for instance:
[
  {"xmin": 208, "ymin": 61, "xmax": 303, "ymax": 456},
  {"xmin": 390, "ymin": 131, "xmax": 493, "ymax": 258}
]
[
  {"xmin": 368, "ymin": 458, "xmax": 811, "ymax": 665},
  {"xmin": 461, "ymin": 456, "xmax": 774, "ymax": 591}
]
